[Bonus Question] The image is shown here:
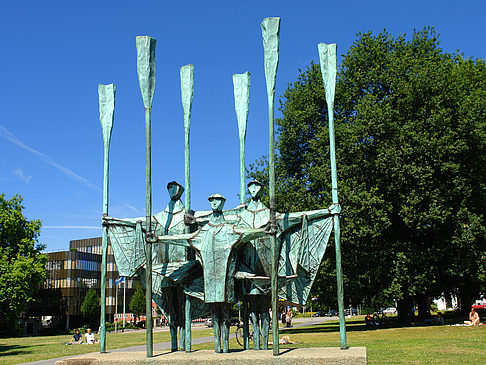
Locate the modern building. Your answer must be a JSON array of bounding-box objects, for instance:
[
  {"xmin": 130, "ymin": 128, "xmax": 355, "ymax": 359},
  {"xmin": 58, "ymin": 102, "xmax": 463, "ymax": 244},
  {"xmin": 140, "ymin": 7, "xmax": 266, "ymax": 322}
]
[{"xmin": 27, "ymin": 237, "xmax": 142, "ymax": 330}]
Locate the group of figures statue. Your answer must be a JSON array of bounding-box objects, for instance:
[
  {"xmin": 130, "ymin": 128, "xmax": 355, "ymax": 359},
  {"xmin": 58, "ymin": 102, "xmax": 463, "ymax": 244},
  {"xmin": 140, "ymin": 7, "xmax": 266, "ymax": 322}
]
[
  {"xmin": 97, "ymin": 16, "xmax": 346, "ymax": 355},
  {"xmin": 103, "ymin": 180, "xmax": 339, "ymax": 352}
]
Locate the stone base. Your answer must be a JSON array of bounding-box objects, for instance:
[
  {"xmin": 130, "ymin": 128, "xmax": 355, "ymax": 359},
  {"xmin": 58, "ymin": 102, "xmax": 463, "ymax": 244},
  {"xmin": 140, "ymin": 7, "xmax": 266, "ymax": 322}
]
[{"xmin": 55, "ymin": 347, "xmax": 367, "ymax": 365}]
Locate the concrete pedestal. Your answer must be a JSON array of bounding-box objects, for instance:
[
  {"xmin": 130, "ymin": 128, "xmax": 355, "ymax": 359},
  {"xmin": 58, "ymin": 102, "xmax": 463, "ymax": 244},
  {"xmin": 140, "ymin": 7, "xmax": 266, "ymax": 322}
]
[{"xmin": 55, "ymin": 347, "xmax": 367, "ymax": 365}]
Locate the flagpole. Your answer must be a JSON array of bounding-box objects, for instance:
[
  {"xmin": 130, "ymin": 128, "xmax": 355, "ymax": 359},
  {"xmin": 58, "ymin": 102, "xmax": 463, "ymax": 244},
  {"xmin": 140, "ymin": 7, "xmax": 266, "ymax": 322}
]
[
  {"xmin": 261, "ymin": 17, "xmax": 281, "ymax": 356},
  {"xmin": 115, "ymin": 280, "xmax": 118, "ymax": 333},
  {"xmin": 318, "ymin": 43, "xmax": 347, "ymax": 349},
  {"xmin": 123, "ymin": 279, "xmax": 126, "ymax": 329},
  {"xmin": 98, "ymin": 83, "xmax": 116, "ymax": 353}
]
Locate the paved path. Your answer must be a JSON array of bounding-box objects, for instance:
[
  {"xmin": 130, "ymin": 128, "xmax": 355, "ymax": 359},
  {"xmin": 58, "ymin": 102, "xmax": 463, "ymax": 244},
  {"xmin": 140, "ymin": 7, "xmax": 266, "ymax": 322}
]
[{"xmin": 22, "ymin": 317, "xmax": 334, "ymax": 365}]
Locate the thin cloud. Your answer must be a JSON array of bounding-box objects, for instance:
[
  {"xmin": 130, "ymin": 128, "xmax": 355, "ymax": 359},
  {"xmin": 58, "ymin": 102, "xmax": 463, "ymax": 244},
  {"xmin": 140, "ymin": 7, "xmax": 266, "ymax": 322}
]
[
  {"xmin": 0, "ymin": 124, "xmax": 101, "ymax": 191},
  {"xmin": 124, "ymin": 203, "xmax": 142, "ymax": 213},
  {"xmin": 43, "ymin": 226, "xmax": 101, "ymax": 229},
  {"xmin": 13, "ymin": 167, "xmax": 32, "ymax": 183}
]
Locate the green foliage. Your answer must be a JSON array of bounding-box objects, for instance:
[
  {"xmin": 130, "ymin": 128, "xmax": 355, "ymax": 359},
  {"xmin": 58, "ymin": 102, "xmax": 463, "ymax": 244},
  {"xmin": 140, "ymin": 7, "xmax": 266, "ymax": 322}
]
[
  {"xmin": 80, "ymin": 288, "xmax": 100, "ymax": 328},
  {"xmin": 250, "ymin": 28, "xmax": 486, "ymax": 317},
  {"xmin": 0, "ymin": 194, "xmax": 46, "ymax": 337},
  {"xmin": 129, "ymin": 286, "xmax": 146, "ymax": 323}
]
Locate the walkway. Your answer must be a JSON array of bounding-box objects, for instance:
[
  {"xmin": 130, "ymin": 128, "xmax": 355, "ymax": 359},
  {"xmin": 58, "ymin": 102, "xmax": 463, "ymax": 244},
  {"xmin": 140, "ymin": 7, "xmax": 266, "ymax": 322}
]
[{"xmin": 22, "ymin": 317, "xmax": 333, "ymax": 365}]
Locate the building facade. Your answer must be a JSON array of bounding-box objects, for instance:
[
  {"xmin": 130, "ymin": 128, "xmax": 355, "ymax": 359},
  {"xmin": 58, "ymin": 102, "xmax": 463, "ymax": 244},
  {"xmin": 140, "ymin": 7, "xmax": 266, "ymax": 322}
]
[{"xmin": 28, "ymin": 237, "xmax": 141, "ymax": 329}]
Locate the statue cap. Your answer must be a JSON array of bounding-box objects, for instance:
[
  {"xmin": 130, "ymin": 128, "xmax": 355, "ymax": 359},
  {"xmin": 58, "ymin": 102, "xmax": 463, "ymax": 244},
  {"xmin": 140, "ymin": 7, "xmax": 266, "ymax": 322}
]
[
  {"xmin": 208, "ymin": 193, "xmax": 226, "ymax": 201},
  {"xmin": 167, "ymin": 181, "xmax": 184, "ymax": 190},
  {"xmin": 247, "ymin": 179, "xmax": 263, "ymax": 188}
]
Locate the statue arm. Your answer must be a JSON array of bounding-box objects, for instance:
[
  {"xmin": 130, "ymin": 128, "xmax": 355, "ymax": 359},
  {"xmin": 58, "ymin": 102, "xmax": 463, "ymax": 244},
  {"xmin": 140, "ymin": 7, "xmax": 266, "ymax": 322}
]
[
  {"xmin": 155, "ymin": 232, "xmax": 199, "ymax": 250},
  {"xmin": 102, "ymin": 215, "xmax": 141, "ymax": 228},
  {"xmin": 278, "ymin": 204, "xmax": 340, "ymax": 231},
  {"xmin": 233, "ymin": 226, "xmax": 268, "ymax": 243}
]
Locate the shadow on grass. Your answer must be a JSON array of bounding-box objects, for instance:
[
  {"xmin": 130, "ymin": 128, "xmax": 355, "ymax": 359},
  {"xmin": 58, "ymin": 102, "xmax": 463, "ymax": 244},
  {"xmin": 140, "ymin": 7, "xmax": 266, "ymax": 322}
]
[
  {"xmin": 279, "ymin": 318, "xmax": 411, "ymax": 335},
  {"xmin": 0, "ymin": 343, "xmax": 33, "ymax": 357}
]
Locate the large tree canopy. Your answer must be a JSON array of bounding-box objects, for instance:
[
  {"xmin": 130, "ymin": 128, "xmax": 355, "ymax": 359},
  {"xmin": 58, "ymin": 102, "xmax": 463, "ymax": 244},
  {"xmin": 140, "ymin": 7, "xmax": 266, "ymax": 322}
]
[
  {"xmin": 250, "ymin": 28, "xmax": 486, "ymax": 319},
  {"xmin": 0, "ymin": 194, "xmax": 46, "ymax": 337}
]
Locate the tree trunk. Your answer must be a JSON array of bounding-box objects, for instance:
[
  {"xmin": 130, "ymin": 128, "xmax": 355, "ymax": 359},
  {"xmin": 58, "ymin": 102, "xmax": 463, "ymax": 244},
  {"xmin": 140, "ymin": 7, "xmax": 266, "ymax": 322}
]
[
  {"xmin": 458, "ymin": 287, "xmax": 474, "ymax": 316},
  {"xmin": 397, "ymin": 296, "xmax": 415, "ymax": 323},
  {"xmin": 415, "ymin": 294, "xmax": 431, "ymax": 320}
]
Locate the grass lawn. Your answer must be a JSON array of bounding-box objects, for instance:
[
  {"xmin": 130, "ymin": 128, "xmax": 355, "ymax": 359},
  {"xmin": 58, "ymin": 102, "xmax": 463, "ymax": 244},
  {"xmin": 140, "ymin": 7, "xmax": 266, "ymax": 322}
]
[
  {"xmin": 193, "ymin": 317, "xmax": 486, "ymax": 364},
  {"xmin": 0, "ymin": 327, "xmax": 213, "ymax": 365},
  {"xmin": 1, "ymin": 318, "xmax": 485, "ymax": 364}
]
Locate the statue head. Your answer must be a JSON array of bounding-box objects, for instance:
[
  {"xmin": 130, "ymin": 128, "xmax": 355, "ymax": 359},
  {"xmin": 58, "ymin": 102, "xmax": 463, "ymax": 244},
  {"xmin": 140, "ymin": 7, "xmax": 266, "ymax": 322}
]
[
  {"xmin": 208, "ymin": 193, "xmax": 226, "ymax": 212},
  {"xmin": 167, "ymin": 181, "xmax": 184, "ymax": 201},
  {"xmin": 247, "ymin": 180, "xmax": 263, "ymax": 199}
]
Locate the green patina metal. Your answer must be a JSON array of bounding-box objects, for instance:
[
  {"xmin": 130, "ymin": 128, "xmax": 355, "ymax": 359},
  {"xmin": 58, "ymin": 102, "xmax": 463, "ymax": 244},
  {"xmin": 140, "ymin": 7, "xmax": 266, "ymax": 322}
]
[
  {"xmin": 261, "ymin": 16, "xmax": 280, "ymax": 356},
  {"xmin": 232, "ymin": 72, "xmax": 252, "ymax": 350},
  {"xmin": 136, "ymin": 35, "xmax": 156, "ymax": 358},
  {"xmin": 99, "ymin": 19, "xmax": 347, "ymax": 357},
  {"xmin": 318, "ymin": 43, "xmax": 347, "ymax": 349},
  {"xmin": 98, "ymin": 83, "xmax": 116, "ymax": 354},
  {"xmin": 180, "ymin": 64, "xmax": 195, "ymax": 352},
  {"xmin": 157, "ymin": 195, "xmax": 267, "ymax": 353},
  {"xmin": 232, "ymin": 72, "xmax": 251, "ymax": 205}
]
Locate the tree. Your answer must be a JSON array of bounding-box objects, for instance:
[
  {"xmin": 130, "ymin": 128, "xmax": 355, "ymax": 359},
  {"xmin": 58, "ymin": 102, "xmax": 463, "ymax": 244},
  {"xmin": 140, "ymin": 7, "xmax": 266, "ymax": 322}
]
[
  {"xmin": 81, "ymin": 288, "xmax": 100, "ymax": 329},
  {"xmin": 129, "ymin": 286, "xmax": 146, "ymax": 325},
  {"xmin": 250, "ymin": 28, "xmax": 486, "ymax": 320},
  {"xmin": 0, "ymin": 194, "xmax": 46, "ymax": 337}
]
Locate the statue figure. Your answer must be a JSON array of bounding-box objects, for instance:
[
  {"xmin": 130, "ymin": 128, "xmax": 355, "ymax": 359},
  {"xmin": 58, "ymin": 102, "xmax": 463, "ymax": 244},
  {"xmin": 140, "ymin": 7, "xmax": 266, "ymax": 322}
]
[
  {"xmin": 231, "ymin": 180, "xmax": 339, "ymax": 350},
  {"xmin": 103, "ymin": 181, "xmax": 202, "ymax": 351},
  {"xmin": 154, "ymin": 193, "xmax": 268, "ymax": 353}
]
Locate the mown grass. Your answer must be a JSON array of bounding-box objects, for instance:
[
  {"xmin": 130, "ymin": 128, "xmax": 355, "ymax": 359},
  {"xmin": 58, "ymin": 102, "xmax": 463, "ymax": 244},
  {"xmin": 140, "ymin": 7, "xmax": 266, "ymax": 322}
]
[
  {"xmin": 192, "ymin": 317, "xmax": 486, "ymax": 364},
  {"xmin": 1, "ymin": 318, "xmax": 485, "ymax": 364},
  {"xmin": 0, "ymin": 327, "xmax": 213, "ymax": 364}
]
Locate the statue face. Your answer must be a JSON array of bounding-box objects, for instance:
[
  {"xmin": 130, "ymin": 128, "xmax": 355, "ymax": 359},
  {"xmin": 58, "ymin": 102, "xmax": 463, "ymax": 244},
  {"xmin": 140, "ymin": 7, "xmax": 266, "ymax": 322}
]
[
  {"xmin": 248, "ymin": 183, "xmax": 263, "ymax": 199},
  {"xmin": 167, "ymin": 183, "xmax": 183, "ymax": 200},
  {"xmin": 209, "ymin": 198, "xmax": 225, "ymax": 212}
]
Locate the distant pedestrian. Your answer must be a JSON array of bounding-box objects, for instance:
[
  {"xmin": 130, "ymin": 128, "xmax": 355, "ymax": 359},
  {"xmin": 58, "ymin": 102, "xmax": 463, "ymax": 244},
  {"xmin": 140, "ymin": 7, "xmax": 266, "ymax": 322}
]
[{"xmin": 285, "ymin": 309, "xmax": 292, "ymax": 328}]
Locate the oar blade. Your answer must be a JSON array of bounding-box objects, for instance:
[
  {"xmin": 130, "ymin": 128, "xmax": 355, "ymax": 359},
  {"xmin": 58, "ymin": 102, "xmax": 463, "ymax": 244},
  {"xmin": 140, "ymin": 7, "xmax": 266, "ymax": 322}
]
[
  {"xmin": 318, "ymin": 43, "xmax": 337, "ymax": 107},
  {"xmin": 98, "ymin": 83, "xmax": 116, "ymax": 146},
  {"xmin": 180, "ymin": 64, "xmax": 194, "ymax": 131},
  {"xmin": 232, "ymin": 72, "xmax": 250, "ymax": 141},
  {"xmin": 261, "ymin": 17, "xmax": 281, "ymax": 99},
  {"xmin": 136, "ymin": 36, "xmax": 157, "ymax": 109}
]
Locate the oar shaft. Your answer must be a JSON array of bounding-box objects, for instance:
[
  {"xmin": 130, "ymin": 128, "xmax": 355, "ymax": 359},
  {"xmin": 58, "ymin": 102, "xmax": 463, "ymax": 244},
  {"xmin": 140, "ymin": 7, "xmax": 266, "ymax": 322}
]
[
  {"xmin": 98, "ymin": 83, "xmax": 115, "ymax": 354},
  {"xmin": 145, "ymin": 107, "xmax": 153, "ymax": 357}
]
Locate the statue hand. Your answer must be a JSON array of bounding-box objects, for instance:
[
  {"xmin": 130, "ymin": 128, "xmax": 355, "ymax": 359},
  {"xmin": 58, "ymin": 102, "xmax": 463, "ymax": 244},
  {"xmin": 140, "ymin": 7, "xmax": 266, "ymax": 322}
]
[
  {"xmin": 266, "ymin": 223, "xmax": 277, "ymax": 235},
  {"xmin": 146, "ymin": 231, "xmax": 156, "ymax": 243},
  {"xmin": 101, "ymin": 214, "xmax": 110, "ymax": 227},
  {"xmin": 184, "ymin": 212, "xmax": 196, "ymax": 225},
  {"xmin": 329, "ymin": 203, "xmax": 341, "ymax": 215}
]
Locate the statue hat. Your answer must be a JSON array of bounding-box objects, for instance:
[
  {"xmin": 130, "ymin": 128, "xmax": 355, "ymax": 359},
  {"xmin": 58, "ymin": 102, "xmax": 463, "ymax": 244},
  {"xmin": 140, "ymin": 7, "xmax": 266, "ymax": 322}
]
[
  {"xmin": 247, "ymin": 179, "xmax": 263, "ymax": 188},
  {"xmin": 208, "ymin": 193, "xmax": 226, "ymax": 202}
]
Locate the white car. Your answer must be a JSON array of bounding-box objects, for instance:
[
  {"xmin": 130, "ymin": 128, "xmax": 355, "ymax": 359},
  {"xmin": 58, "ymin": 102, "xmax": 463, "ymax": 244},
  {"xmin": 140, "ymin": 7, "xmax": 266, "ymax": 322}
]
[{"xmin": 383, "ymin": 307, "xmax": 397, "ymax": 315}]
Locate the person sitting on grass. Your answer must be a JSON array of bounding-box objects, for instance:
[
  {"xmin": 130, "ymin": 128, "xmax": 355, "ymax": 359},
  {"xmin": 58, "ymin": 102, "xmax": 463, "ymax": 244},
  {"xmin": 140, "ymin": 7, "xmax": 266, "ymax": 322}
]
[
  {"xmin": 67, "ymin": 329, "xmax": 82, "ymax": 344},
  {"xmin": 423, "ymin": 312, "xmax": 444, "ymax": 326},
  {"xmin": 365, "ymin": 313, "xmax": 378, "ymax": 326},
  {"xmin": 464, "ymin": 308, "xmax": 480, "ymax": 326},
  {"xmin": 84, "ymin": 328, "xmax": 99, "ymax": 344}
]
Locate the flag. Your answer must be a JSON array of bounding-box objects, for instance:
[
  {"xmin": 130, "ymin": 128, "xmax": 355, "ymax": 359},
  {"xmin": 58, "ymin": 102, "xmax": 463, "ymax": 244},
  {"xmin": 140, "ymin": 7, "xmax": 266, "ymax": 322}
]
[{"xmin": 115, "ymin": 277, "xmax": 126, "ymax": 286}]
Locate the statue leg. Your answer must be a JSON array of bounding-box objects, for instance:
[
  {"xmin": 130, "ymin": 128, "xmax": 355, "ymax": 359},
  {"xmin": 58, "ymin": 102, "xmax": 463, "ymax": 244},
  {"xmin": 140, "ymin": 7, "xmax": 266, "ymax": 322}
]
[
  {"xmin": 249, "ymin": 296, "xmax": 261, "ymax": 350},
  {"xmin": 179, "ymin": 293, "xmax": 185, "ymax": 351},
  {"xmin": 260, "ymin": 296, "xmax": 271, "ymax": 350},
  {"xmin": 222, "ymin": 304, "xmax": 230, "ymax": 353},
  {"xmin": 211, "ymin": 305, "xmax": 221, "ymax": 353},
  {"xmin": 169, "ymin": 322, "xmax": 177, "ymax": 352},
  {"xmin": 242, "ymin": 298, "xmax": 250, "ymax": 350},
  {"xmin": 179, "ymin": 325, "xmax": 185, "ymax": 351}
]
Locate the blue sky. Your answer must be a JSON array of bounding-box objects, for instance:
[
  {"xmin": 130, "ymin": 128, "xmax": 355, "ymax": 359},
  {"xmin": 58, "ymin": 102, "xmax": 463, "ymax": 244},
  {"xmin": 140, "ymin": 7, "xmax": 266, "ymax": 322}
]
[{"xmin": 1, "ymin": 0, "xmax": 484, "ymax": 251}]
